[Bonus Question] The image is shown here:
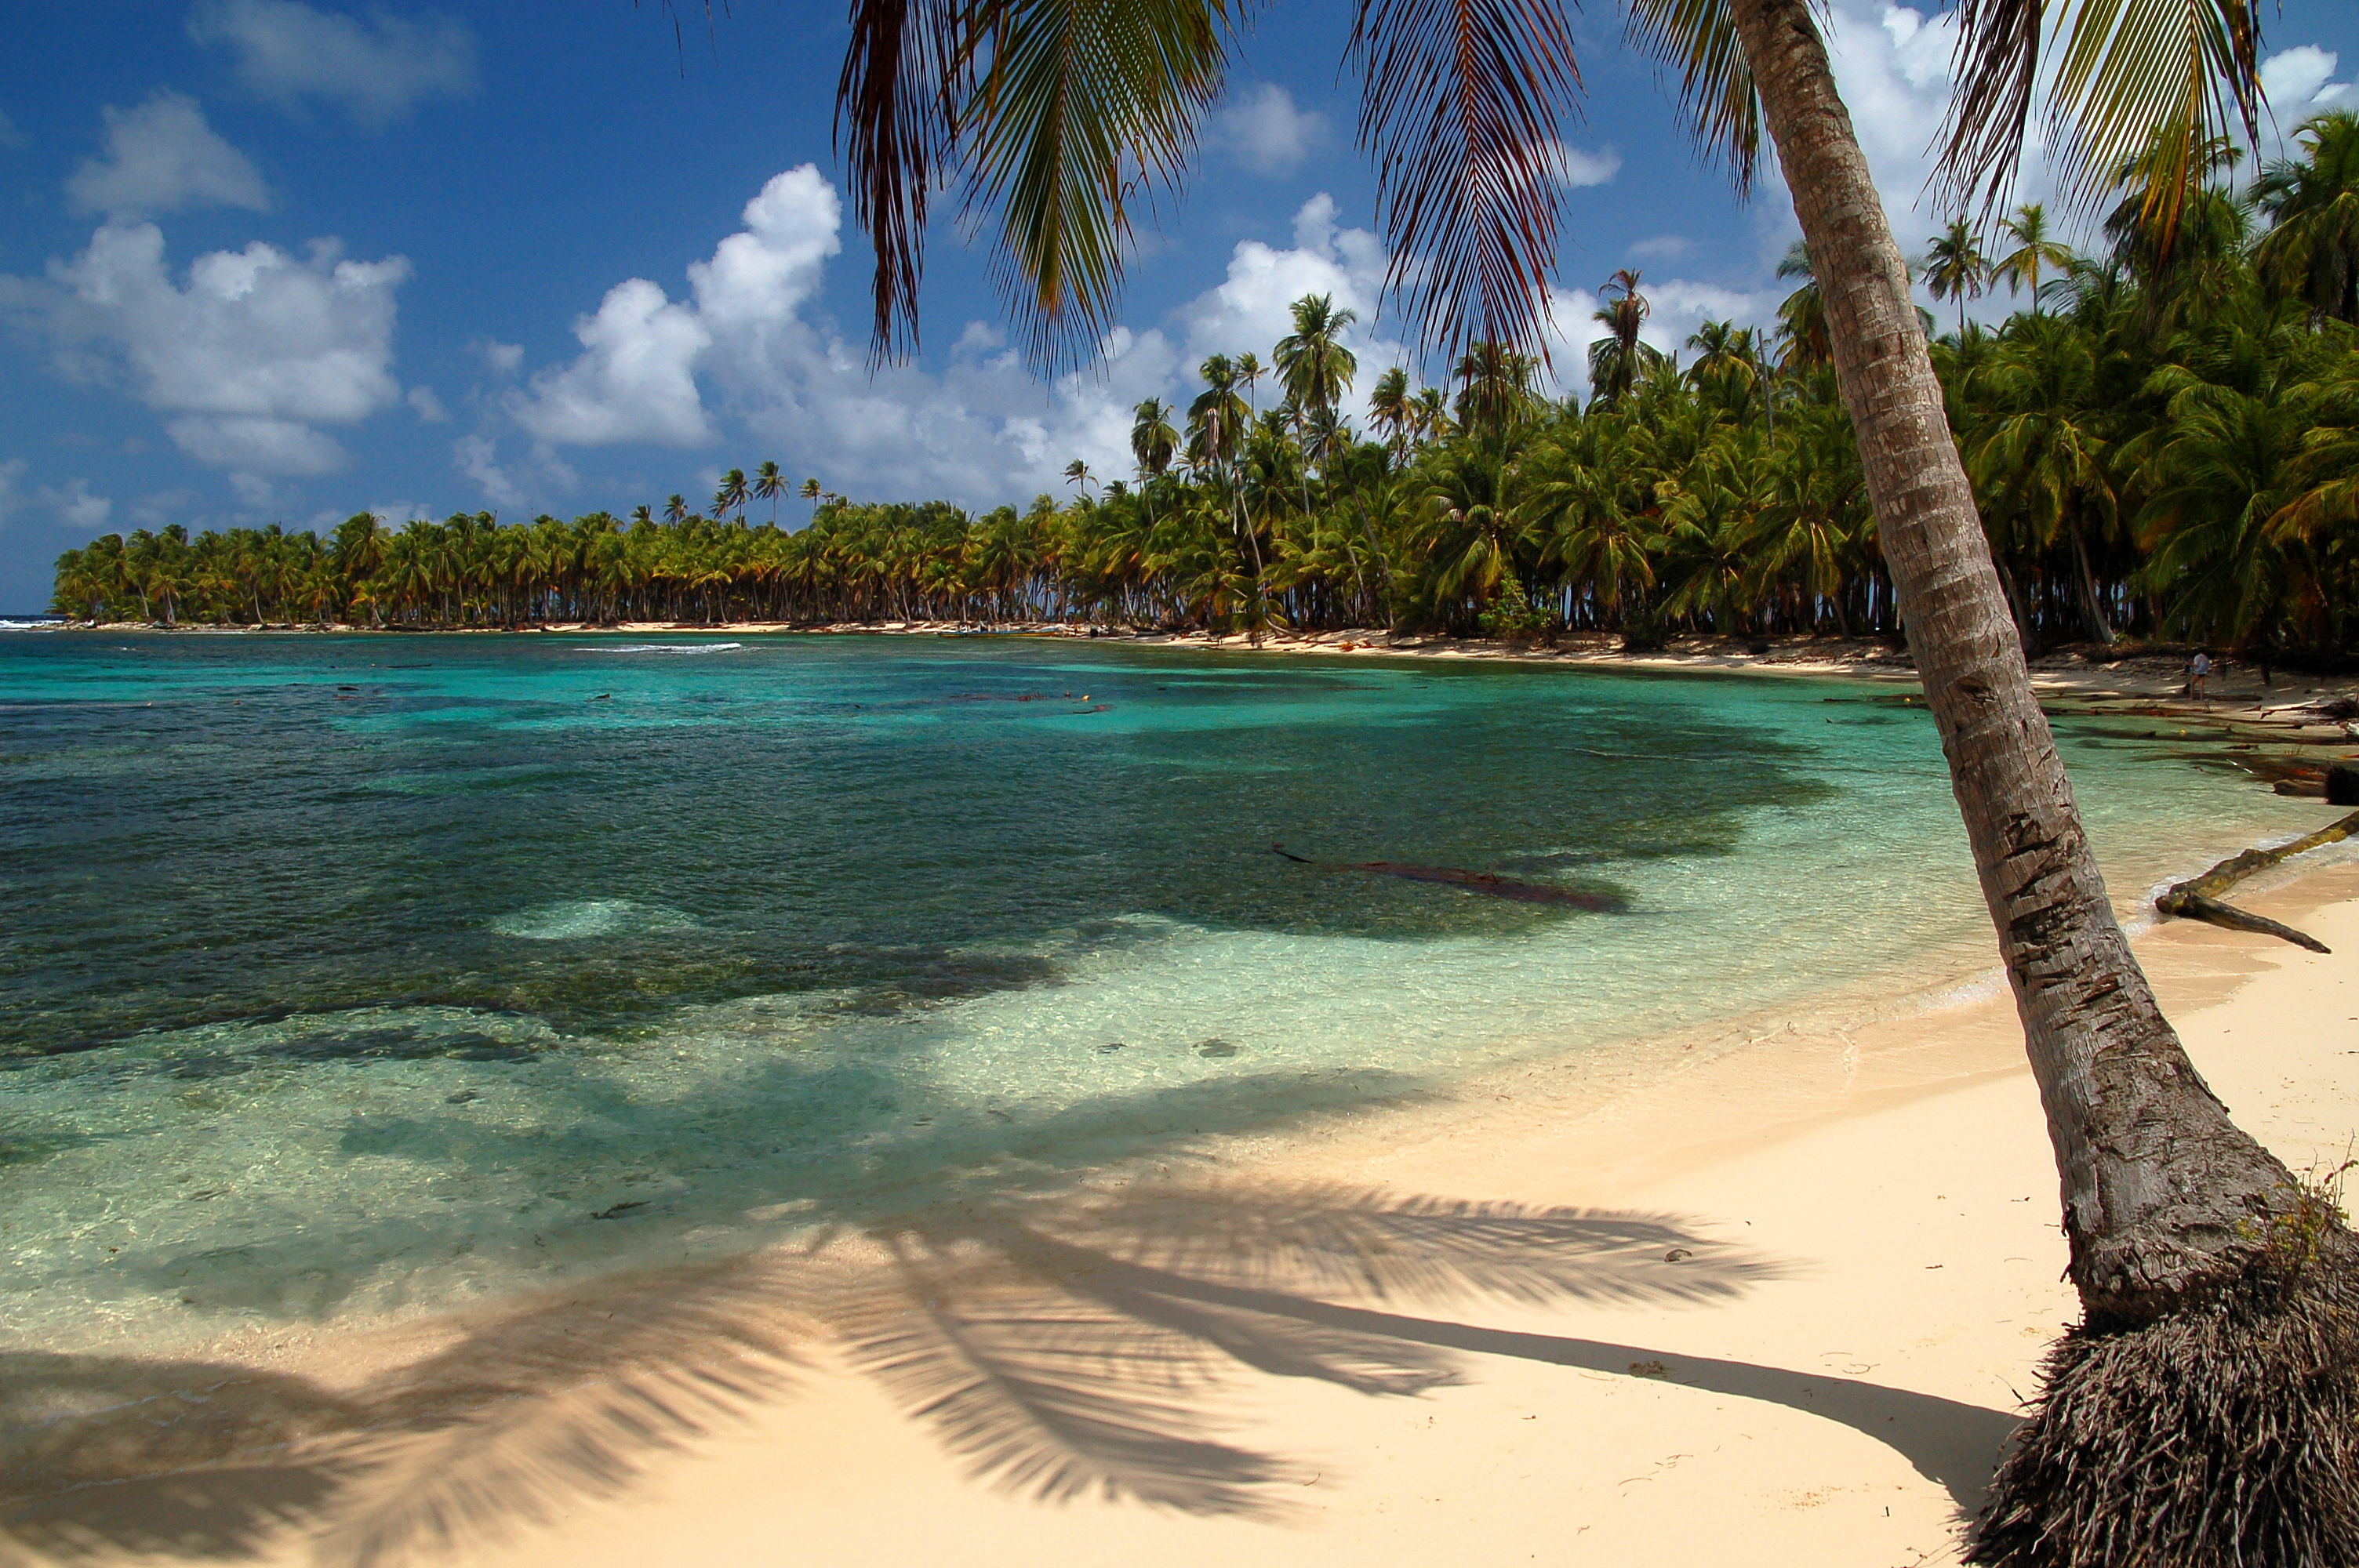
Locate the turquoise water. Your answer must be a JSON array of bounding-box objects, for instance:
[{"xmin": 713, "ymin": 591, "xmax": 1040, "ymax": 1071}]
[{"xmin": 0, "ymin": 632, "xmax": 2321, "ymax": 1345}]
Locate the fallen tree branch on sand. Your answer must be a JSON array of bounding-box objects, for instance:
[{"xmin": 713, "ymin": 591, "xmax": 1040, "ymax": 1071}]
[{"xmin": 2154, "ymin": 809, "xmax": 2359, "ymax": 953}]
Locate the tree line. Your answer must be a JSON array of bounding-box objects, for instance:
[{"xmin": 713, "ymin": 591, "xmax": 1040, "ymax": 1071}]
[{"xmin": 53, "ymin": 116, "xmax": 2359, "ymax": 660}]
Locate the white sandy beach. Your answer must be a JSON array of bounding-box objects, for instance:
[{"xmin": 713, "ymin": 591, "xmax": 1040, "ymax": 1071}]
[{"xmin": 10, "ymin": 843, "xmax": 2357, "ymax": 1568}]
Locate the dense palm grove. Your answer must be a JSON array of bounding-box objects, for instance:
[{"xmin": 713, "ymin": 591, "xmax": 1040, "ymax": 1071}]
[{"xmin": 52, "ymin": 118, "xmax": 2359, "ymax": 658}]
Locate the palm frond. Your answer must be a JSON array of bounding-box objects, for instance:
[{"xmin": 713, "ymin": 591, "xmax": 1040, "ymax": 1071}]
[
  {"xmin": 1622, "ymin": 0, "xmax": 1761, "ymax": 192},
  {"xmin": 1939, "ymin": 0, "xmax": 2263, "ymax": 250},
  {"xmin": 1348, "ymin": 0, "xmax": 1587, "ymax": 356},
  {"xmin": 960, "ymin": 0, "xmax": 1238, "ymax": 368},
  {"xmin": 838, "ymin": 0, "xmax": 965, "ymax": 361}
]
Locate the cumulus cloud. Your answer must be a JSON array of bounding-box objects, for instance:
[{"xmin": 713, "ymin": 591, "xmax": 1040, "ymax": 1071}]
[
  {"xmin": 189, "ymin": 0, "xmax": 478, "ymax": 125},
  {"xmin": 1208, "ymin": 83, "xmax": 1329, "ymax": 175},
  {"xmin": 486, "ymin": 169, "xmax": 1412, "ymax": 510},
  {"xmin": 406, "ymin": 384, "xmax": 448, "ymax": 421},
  {"xmin": 484, "ymin": 161, "xmax": 1814, "ymax": 508},
  {"xmin": 511, "ymin": 278, "xmax": 713, "ymax": 447},
  {"xmin": 41, "ymin": 477, "xmax": 114, "ymax": 532},
  {"xmin": 1546, "ymin": 142, "xmax": 1623, "ymax": 189},
  {"xmin": 5, "ymin": 220, "xmax": 409, "ymax": 484},
  {"xmin": 2263, "ymin": 47, "xmax": 2355, "ymax": 150},
  {"xmin": 67, "ymin": 91, "xmax": 269, "ymax": 219}
]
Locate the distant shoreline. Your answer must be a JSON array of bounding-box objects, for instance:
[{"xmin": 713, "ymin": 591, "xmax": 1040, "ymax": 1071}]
[{"xmin": 43, "ymin": 617, "xmax": 2359, "ymax": 767}]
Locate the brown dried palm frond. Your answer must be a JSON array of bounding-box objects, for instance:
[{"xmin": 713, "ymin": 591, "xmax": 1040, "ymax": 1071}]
[
  {"xmin": 1347, "ymin": 0, "xmax": 1585, "ymax": 358},
  {"xmin": 1622, "ymin": 0, "xmax": 1761, "ymax": 194}
]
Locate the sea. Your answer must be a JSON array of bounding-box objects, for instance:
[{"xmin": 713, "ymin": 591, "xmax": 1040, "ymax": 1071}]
[{"xmin": 0, "ymin": 630, "xmax": 2327, "ymax": 1347}]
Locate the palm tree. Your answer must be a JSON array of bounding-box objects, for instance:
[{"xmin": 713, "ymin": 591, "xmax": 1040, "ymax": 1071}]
[
  {"xmin": 831, "ymin": 0, "xmax": 2330, "ymax": 1542},
  {"xmin": 1274, "ymin": 293, "xmax": 1361, "ymax": 423},
  {"xmin": 1369, "ymin": 366, "xmax": 1414, "ymax": 456},
  {"xmin": 800, "ymin": 477, "xmax": 823, "ymax": 521},
  {"xmin": 715, "ymin": 467, "xmax": 751, "ymax": 521},
  {"xmin": 663, "ymin": 493, "xmax": 689, "ymax": 525},
  {"xmin": 1453, "ymin": 340, "xmax": 1536, "ymax": 441},
  {"xmin": 753, "ymin": 459, "xmax": 786, "ymax": 522},
  {"xmin": 1922, "ymin": 217, "xmax": 1993, "ymax": 337},
  {"xmin": 2254, "ymin": 111, "xmax": 2359, "ymax": 324},
  {"xmin": 1991, "ymin": 203, "xmax": 2077, "ymax": 313},
  {"xmin": 1588, "ymin": 268, "xmax": 1652, "ymax": 405},
  {"xmin": 1063, "ymin": 458, "xmax": 1095, "ymax": 496},
  {"xmin": 1130, "ymin": 399, "xmax": 1179, "ymax": 482}
]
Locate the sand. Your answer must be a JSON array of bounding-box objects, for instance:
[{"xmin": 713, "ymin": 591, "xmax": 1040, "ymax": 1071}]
[{"xmin": 9, "ymin": 841, "xmax": 2359, "ymax": 1566}]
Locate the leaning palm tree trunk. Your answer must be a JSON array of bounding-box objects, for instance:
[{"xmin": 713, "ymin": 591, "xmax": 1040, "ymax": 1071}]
[{"xmin": 1730, "ymin": 0, "xmax": 2358, "ymax": 1559}]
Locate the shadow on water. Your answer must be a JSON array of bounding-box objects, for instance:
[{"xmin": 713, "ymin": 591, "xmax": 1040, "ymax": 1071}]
[{"xmin": 0, "ymin": 1175, "xmax": 2019, "ymax": 1568}]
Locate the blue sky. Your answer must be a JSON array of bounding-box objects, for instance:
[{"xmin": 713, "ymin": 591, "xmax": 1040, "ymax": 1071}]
[{"xmin": 2, "ymin": 0, "xmax": 2354, "ymax": 609}]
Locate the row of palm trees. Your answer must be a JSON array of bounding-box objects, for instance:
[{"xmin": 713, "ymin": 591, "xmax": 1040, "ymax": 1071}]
[{"xmin": 53, "ymin": 116, "xmax": 2359, "ymax": 659}]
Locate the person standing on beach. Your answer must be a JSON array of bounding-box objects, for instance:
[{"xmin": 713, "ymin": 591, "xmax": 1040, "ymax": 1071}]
[{"xmin": 2188, "ymin": 649, "xmax": 2212, "ymax": 704}]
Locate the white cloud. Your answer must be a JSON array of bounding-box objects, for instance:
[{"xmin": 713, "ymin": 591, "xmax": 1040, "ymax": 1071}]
[
  {"xmin": 454, "ymin": 434, "xmax": 527, "ymax": 510},
  {"xmin": 406, "ymin": 384, "xmax": 448, "ymax": 421},
  {"xmin": 511, "ymin": 278, "xmax": 714, "ymax": 447},
  {"xmin": 5, "ymin": 219, "xmax": 409, "ymax": 483},
  {"xmin": 1546, "ymin": 142, "xmax": 1623, "ymax": 189},
  {"xmin": 169, "ymin": 415, "xmax": 347, "ymax": 475},
  {"xmin": 474, "ymin": 338, "xmax": 524, "ymax": 374},
  {"xmin": 489, "ymin": 169, "xmax": 1417, "ymax": 510},
  {"xmin": 1627, "ymin": 234, "xmax": 1692, "ymax": 263},
  {"xmin": 2263, "ymin": 47, "xmax": 2355, "ymax": 151},
  {"xmin": 511, "ymin": 167, "xmax": 844, "ymax": 449},
  {"xmin": 67, "ymin": 91, "xmax": 269, "ymax": 219},
  {"xmin": 40, "ymin": 477, "xmax": 114, "ymax": 532},
  {"xmin": 1208, "ymin": 82, "xmax": 1329, "ymax": 175},
  {"xmin": 190, "ymin": 0, "xmax": 478, "ymax": 125}
]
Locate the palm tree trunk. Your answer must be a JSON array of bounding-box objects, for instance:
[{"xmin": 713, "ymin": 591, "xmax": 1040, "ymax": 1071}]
[
  {"xmin": 2067, "ymin": 521, "xmax": 2117, "ymax": 646},
  {"xmin": 1728, "ymin": 0, "xmax": 2298, "ymax": 1329}
]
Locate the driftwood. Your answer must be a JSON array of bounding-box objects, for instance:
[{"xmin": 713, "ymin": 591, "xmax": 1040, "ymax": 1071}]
[
  {"xmin": 2154, "ymin": 809, "xmax": 2359, "ymax": 953},
  {"xmin": 1270, "ymin": 845, "xmax": 1628, "ymax": 912}
]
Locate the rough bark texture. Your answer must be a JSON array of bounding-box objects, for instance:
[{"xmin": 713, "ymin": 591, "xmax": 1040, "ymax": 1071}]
[{"xmin": 1725, "ymin": 0, "xmax": 2301, "ymax": 1328}]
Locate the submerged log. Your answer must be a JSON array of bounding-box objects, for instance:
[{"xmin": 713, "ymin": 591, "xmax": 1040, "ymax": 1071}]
[
  {"xmin": 2154, "ymin": 808, "xmax": 2359, "ymax": 952},
  {"xmin": 1270, "ymin": 844, "xmax": 1628, "ymax": 912}
]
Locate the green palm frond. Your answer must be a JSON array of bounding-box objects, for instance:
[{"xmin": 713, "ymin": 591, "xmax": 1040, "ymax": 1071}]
[
  {"xmin": 839, "ymin": 0, "xmax": 1239, "ymax": 366},
  {"xmin": 1939, "ymin": 0, "xmax": 2263, "ymax": 252}
]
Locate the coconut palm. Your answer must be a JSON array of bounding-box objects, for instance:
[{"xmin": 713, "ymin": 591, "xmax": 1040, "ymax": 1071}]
[
  {"xmin": 1274, "ymin": 293, "xmax": 1361, "ymax": 423},
  {"xmin": 823, "ymin": 0, "xmax": 2343, "ymax": 1548},
  {"xmin": 714, "ymin": 468, "xmax": 751, "ymax": 521},
  {"xmin": 2254, "ymin": 111, "xmax": 2359, "ymax": 325},
  {"xmin": 1369, "ymin": 366, "xmax": 1414, "ymax": 455},
  {"xmin": 1991, "ymin": 203, "xmax": 2077, "ymax": 312},
  {"xmin": 800, "ymin": 477, "xmax": 823, "ymax": 521},
  {"xmin": 663, "ymin": 494, "xmax": 689, "ymax": 525},
  {"xmin": 1923, "ymin": 217, "xmax": 1994, "ymax": 337},
  {"xmin": 1063, "ymin": 458, "xmax": 1095, "ymax": 495},
  {"xmin": 1587, "ymin": 268, "xmax": 1652, "ymax": 405},
  {"xmin": 1130, "ymin": 398, "xmax": 1180, "ymax": 482},
  {"xmin": 753, "ymin": 460, "xmax": 786, "ymax": 521}
]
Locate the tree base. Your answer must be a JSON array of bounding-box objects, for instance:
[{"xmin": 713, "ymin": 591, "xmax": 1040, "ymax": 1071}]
[{"xmin": 1969, "ymin": 1243, "xmax": 2359, "ymax": 1566}]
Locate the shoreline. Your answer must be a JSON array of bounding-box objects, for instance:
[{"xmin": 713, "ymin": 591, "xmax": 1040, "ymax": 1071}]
[{"xmin": 9, "ymin": 838, "xmax": 2359, "ymax": 1566}]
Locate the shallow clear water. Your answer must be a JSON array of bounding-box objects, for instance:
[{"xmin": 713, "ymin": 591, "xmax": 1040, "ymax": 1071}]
[{"xmin": 0, "ymin": 632, "xmax": 2321, "ymax": 1344}]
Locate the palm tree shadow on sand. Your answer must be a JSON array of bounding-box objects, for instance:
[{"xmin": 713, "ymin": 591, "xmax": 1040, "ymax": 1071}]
[{"xmin": 0, "ymin": 1183, "xmax": 2021, "ymax": 1568}]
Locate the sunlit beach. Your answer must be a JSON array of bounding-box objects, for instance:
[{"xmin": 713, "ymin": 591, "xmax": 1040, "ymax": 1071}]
[{"xmin": 10, "ymin": 0, "xmax": 2359, "ymax": 1564}]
